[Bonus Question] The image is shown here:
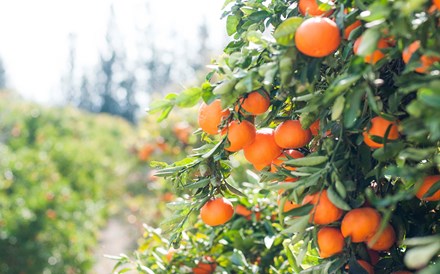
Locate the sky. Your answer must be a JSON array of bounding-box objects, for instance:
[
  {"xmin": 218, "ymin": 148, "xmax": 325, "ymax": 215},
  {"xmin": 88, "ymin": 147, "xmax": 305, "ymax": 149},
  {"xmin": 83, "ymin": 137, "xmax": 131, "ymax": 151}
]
[{"xmin": 0, "ymin": 0, "xmax": 227, "ymax": 104}]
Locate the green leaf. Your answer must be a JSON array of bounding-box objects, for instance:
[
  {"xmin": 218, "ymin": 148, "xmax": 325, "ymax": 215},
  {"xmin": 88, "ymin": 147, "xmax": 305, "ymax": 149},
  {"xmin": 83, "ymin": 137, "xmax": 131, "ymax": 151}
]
[
  {"xmin": 331, "ymin": 95, "xmax": 345, "ymax": 121},
  {"xmin": 213, "ymin": 79, "xmax": 238, "ymax": 95},
  {"xmin": 356, "ymin": 28, "xmax": 380, "ymax": 57},
  {"xmin": 184, "ymin": 178, "xmax": 210, "ymax": 189},
  {"xmin": 327, "ymin": 186, "xmax": 351, "ymax": 211},
  {"xmin": 422, "ymin": 179, "xmax": 440, "ymax": 200},
  {"xmin": 248, "ymin": 11, "xmax": 270, "ymax": 22},
  {"xmin": 404, "ymin": 242, "xmax": 440, "ymax": 270},
  {"xmin": 418, "ymin": 88, "xmax": 440, "ymax": 108},
  {"xmin": 284, "ymin": 204, "xmax": 314, "ymax": 217},
  {"xmin": 175, "ymin": 87, "xmax": 202, "ymax": 107},
  {"xmin": 226, "ymin": 15, "xmax": 240, "ymax": 36},
  {"xmin": 273, "ymin": 17, "xmax": 303, "ymax": 46},
  {"xmin": 343, "ymin": 89, "xmax": 365, "ymax": 128},
  {"xmin": 284, "ymin": 156, "xmax": 328, "ymax": 167},
  {"xmin": 281, "ymin": 214, "xmax": 310, "ymax": 234}
]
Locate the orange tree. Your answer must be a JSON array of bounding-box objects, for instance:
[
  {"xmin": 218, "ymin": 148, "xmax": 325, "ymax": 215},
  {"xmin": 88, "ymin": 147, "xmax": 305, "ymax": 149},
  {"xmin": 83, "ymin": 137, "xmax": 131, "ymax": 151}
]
[{"xmin": 118, "ymin": 0, "xmax": 440, "ymax": 273}]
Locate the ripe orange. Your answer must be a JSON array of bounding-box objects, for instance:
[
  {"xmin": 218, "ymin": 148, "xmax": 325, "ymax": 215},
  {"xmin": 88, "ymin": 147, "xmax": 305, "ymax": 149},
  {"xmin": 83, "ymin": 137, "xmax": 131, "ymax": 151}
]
[
  {"xmin": 298, "ymin": 0, "xmax": 333, "ymax": 16},
  {"xmin": 353, "ymin": 37, "xmax": 389, "ymax": 64},
  {"xmin": 200, "ymin": 197, "xmax": 234, "ymax": 226},
  {"xmin": 198, "ymin": 99, "xmax": 230, "ymax": 135},
  {"xmin": 235, "ymin": 204, "xmax": 252, "ymax": 217},
  {"xmin": 295, "ymin": 17, "xmax": 341, "ymax": 58},
  {"xmin": 416, "ymin": 175, "xmax": 440, "ymax": 201},
  {"xmin": 192, "ymin": 257, "xmax": 217, "ymax": 274},
  {"xmin": 244, "ymin": 128, "xmax": 282, "ymax": 166},
  {"xmin": 309, "ymin": 120, "xmax": 320, "ymax": 136},
  {"xmin": 303, "ymin": 190, "xmax": 343, "ymax": 225},
  {"xmin": 341, "ymin": 207, "xmax": 381, "ymax": 242},
  {"xmin": 238, "ymin": 90, "xmax": 270, "ymax": 115},
  {"xmin": 367, "ymin": 224, "xmax": 396, "ymax": 251},
  {"xmin": 224, "ymin": 120, "xmax": 256, "ymax": 152},
  {"xmin": 356, "ymin": 260, "xmax": 375, "ymax": 274},
  {"xmin": 138, "ymin": 144, "xmax": 155, "ymax": 161},
  {"xmin": 236, "ymin": 205, "xmax": 262, "ymax": 221},
  {"xmin": 274, "ymin": 120, "xmax": 312, "ymax": 149},
  {"xmin": 363, "ymin": 116, "xmax": 399, "ymax": 149},
  {"xmin": 402, "ymin": 41, "xmax": 440, "ymax": 74},
  {"xmin": 253, "ymin": 162, "xmax": 270, "ymax": 171},
  {"xmin": 317, "ymin": 227, "xmax": 345, "ymax": 258},
  {"xmin": 434, "ymin": 0, "xmax": 440, "ymax": 9},
  {"xmin": 344, "ymin": 20, "xmax": 362, "ymax": 39},
  {"xmin": 278, "ymin": 194, "xmax": 300, "ymax": 212},
  {"xmin": 173, "ymin": 122, "xmax": 191, "ymax": 143}
]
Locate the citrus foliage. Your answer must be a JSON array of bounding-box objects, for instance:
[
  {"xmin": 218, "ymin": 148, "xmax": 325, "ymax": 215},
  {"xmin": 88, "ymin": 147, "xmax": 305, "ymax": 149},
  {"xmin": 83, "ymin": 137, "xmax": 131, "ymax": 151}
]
[
  {"xmin": 0, "ymin": 93, "xmax": 136, "ymax": 273},
  {"xmin": 123, "ymin": 0, "xmax": 439, "ymax": 273}
]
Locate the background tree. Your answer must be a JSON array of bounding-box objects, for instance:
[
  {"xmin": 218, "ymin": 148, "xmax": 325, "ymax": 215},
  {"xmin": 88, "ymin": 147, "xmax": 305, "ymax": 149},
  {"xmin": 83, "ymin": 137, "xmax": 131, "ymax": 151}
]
[{"xmin": 116, "ymin": 0, "xmax": 440, "ymax": 273}]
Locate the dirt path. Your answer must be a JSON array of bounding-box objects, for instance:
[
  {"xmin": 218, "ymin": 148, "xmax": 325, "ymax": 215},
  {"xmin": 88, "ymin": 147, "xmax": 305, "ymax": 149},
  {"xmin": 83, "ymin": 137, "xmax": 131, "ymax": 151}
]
[{"xmin": 92, "ymin": 217, "xmax": 139, "ymax": 274}]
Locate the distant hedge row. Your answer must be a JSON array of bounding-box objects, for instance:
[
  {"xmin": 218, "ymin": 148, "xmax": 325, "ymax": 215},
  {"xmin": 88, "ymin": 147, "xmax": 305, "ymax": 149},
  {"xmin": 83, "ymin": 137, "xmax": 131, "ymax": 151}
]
[{"xmin": 0, "ymin": 93, "xmax": 136, "ymax": 274}]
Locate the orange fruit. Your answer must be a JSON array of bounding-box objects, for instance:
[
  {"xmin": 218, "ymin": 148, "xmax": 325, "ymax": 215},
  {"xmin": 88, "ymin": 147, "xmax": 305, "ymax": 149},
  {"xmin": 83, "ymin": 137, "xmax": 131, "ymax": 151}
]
[
  {"xmin": 341, "ymin": 207, "xmax": 381, "ymax": 242},
  {"xmin": 238, "ymin": 90, "xmax": 270, "ymax": 115},
  {"xmin": 200, "ymin": 197, "xmax": 234, "ymax": 226},
  {"xmin": 353, "ymin": 37, "xmax": 389, "ymax": 64},
  {"xmin": 138, "ymin": 144, "xmax": 155, "ymax": 161},
  {"xmin": 253, "ymin": 162, "xmax": 270, "ymax": 171},
  {"xmin": 278, "ymin": 194, "xmax": 300, "ymax": 212},
  {"xmin": 309, "ymin": 120, "xmax": 320, "ymax": 136},
  {"xmin": 317, "ymin": 227, "xmax": 345, "ymax": 258},
  {"xmin": 173, "ymin": 122, "xmax": 191, "ymax": 143},
  {"xmin": 402, "ymin": 41, "xmax": 440, "ymax": 74},
  {"xmin": 416, "ymin": 175, "xmax": 440, "ymax": 201},
  {"xmin": 224, "ymin": 120, "xmax": 256, "ymax": 152},
  {"xmin": 356, "ymin": 260, "xmax": 375, "ymax": 274},
  {"xmin": 344, "ymin": 20, "xmax": 361, "ymax": 39},
  {"xmin": 235, "ymin": 204, "xmax": 252, "ymax": 217},
  {"xmin": 367, "ymin": 224, "xmax": 396, "ymax": 251},
  {"xmin": 295, "ymin": 17, "xmax": 341, "ymax": 58},
  {"xmin": 244, "ymin": 128, "xmax": 282, "ymax": 165},
  {"xmin": 198, "ymin": 99, "xmax": 230, "ymax": 135},
  {"xmin": 274, "ymin": 120, "xmax": 312, "ymax": 149},
  {"xmin": 303, "ymin": 190, "xmax": 343, "ymax": 225},
  {"xmin": 298, "ymin": 0, "xmax": 333, "ymax": 16},
  {"xmin": 192, "ymin": 257, "xmax": 217, "ymax": 274},
  {"xmin": 434, "ymin": 0, "xmax": 440, "ymax": 9},
  {"xmin": 363, "ymin": 116, "xmax": 399, "ymax": 149}
]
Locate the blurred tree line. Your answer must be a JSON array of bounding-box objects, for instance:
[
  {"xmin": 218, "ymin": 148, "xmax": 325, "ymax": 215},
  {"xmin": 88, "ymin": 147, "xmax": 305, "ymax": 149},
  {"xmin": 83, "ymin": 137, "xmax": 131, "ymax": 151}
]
[{"xmin": 62, "ymin": 5, "xmax": 215, "ymax": 124}]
